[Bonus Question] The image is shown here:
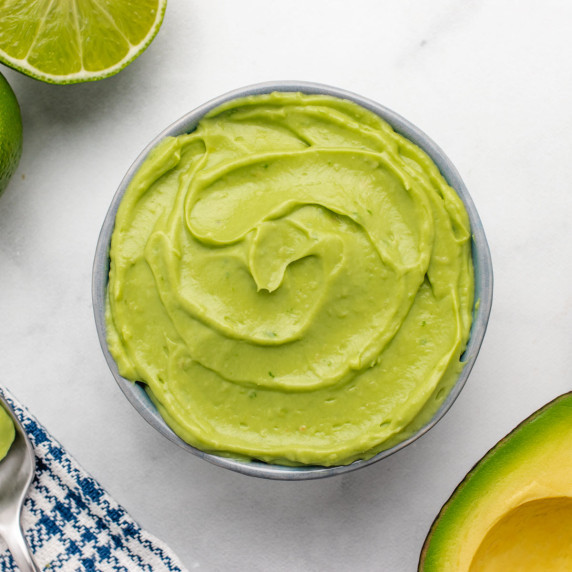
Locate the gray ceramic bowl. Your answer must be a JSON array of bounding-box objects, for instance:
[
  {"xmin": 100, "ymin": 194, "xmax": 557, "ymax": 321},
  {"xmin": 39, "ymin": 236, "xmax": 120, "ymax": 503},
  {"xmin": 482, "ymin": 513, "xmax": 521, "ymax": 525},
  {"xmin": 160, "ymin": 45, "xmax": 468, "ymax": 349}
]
[{"xmin": 93, "ymin": 81, "xmax": 493, "ymax": 480}]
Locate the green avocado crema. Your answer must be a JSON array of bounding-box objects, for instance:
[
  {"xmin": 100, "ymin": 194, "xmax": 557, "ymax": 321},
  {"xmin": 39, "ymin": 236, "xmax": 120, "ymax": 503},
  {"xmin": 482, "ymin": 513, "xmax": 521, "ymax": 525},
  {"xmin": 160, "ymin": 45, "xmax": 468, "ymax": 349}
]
[
  {"xmin": 0, "ymin": 405, "xmax": 15, "ymax": 462},
  {"xmin": 106, "ymin": 92, "xmax": 474, "ymax": 466}
]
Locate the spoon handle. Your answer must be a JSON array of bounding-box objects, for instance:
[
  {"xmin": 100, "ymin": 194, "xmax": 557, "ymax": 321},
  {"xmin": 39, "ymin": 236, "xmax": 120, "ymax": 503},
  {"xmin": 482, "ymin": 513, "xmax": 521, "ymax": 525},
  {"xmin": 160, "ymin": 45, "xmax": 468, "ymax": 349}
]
[{"xmin": 2, "ymin": 523, "xmax": 39, "ymax": 572}]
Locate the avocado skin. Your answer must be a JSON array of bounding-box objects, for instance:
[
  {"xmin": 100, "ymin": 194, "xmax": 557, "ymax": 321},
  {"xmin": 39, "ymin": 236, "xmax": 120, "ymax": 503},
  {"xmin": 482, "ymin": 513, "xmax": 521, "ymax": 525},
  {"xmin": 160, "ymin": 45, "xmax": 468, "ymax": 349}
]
[{"xmin": 418, "ymin": 392, "xmax": 572, "ymax": 571}]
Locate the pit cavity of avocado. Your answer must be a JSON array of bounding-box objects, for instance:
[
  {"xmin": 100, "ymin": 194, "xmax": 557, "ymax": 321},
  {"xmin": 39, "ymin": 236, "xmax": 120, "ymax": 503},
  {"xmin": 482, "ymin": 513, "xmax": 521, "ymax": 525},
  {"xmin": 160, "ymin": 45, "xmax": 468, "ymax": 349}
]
[{"xmin": 470, "ymin": 497, "xmax": 572, "ymax": 571}]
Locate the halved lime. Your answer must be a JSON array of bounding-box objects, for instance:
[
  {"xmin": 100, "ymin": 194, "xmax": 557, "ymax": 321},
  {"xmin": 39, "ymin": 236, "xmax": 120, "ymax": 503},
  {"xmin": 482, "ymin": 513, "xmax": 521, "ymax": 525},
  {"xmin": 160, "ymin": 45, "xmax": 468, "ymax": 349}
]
[{"xmin": 0, "ymin": 0, "xmax": 167, "ymax": 84}]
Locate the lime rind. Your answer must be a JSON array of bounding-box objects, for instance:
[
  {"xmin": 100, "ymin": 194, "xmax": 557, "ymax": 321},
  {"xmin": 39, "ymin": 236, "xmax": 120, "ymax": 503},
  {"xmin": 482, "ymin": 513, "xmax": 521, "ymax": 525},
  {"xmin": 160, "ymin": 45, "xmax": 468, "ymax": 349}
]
[{"xmin": 0, "ymin": 0, "xmax": 167, "ymax": 84}]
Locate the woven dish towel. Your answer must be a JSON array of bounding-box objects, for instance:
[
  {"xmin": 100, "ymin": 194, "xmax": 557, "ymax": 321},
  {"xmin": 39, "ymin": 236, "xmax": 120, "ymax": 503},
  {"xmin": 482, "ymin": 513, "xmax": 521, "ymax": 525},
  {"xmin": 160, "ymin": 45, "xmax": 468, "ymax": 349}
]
[{"xmin": 0, "ymin": 388, "xmax": 188, "ymax": 571}]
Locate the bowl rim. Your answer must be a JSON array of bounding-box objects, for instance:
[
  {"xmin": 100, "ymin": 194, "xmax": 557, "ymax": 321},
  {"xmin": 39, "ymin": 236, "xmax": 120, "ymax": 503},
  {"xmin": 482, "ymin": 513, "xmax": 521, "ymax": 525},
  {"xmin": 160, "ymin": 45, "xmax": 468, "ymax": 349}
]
[{"xmin": 92, "ymin": 80, "xmax": 493, "ymax": 480}]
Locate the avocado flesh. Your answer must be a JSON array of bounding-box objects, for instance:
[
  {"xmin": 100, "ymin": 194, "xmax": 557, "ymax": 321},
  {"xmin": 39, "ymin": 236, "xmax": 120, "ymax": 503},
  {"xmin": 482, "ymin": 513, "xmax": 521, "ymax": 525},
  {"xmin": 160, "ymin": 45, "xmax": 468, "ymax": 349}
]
[{"xmin": 419, "ymin": 392, "xmax": 572, "ymax": 571}]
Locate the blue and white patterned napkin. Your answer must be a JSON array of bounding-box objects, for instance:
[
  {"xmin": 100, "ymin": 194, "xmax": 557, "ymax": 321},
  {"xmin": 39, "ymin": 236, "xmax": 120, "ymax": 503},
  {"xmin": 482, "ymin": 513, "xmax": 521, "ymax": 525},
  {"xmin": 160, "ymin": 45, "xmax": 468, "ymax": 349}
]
[{"xmin": 0, "ymin": 389, "xmax": 187, "ymax": 571}]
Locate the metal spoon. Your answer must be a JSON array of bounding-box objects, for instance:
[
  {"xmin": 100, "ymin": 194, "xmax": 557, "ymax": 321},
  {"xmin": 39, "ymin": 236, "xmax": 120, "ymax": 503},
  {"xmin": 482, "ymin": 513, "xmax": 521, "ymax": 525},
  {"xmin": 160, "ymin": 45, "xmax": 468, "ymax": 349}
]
[{"xmin": 0, "ymin": 393, "xmax": 38, "ymax": 571}]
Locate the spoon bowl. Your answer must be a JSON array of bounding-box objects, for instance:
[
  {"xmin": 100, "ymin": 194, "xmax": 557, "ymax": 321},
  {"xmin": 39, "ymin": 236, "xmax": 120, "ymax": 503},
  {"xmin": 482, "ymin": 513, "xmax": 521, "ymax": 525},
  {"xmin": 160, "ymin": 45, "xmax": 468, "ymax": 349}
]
[{"xmin": 0, "ymin": 392, "xmax": 38, "ymax": 571}]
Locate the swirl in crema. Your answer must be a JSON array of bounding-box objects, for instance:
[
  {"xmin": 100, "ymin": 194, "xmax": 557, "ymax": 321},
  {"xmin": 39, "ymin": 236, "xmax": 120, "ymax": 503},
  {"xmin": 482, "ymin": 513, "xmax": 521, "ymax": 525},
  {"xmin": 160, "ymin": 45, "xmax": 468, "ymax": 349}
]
[{"xmin": 106, "ymin": 92, "xmax": 474, "ymax": 466}]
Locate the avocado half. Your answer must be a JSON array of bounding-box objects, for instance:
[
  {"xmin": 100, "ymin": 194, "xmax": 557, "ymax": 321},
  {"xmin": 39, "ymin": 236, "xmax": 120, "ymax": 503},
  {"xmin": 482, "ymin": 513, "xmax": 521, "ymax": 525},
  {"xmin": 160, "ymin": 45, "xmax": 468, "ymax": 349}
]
[{"xmin": 419, "ymin": 392, "xmax": 572, "ymax": 571}]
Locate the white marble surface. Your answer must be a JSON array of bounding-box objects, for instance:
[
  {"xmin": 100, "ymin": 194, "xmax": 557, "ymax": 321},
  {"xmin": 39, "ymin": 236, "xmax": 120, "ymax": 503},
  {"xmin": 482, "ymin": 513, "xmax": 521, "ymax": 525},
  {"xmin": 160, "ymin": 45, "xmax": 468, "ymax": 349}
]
[{"xmin": 1, "ymin": 1, "xmax": 571, "ymax": 570}]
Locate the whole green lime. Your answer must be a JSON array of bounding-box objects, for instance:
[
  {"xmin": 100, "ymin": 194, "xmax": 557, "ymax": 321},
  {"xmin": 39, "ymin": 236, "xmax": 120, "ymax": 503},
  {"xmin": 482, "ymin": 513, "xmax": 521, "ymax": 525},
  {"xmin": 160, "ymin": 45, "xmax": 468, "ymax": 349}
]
[{"xmin": 0, "ymin": 71, "xmax": 22, "ymax": 196}]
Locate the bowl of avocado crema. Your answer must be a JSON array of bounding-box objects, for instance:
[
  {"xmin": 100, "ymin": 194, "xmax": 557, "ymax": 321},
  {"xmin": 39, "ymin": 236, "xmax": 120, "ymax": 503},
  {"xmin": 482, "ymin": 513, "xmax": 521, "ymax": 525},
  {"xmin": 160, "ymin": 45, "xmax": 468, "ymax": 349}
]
[{"xmin": 93, "ymin": 81, "xmax": 493, "ymax": 480}]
